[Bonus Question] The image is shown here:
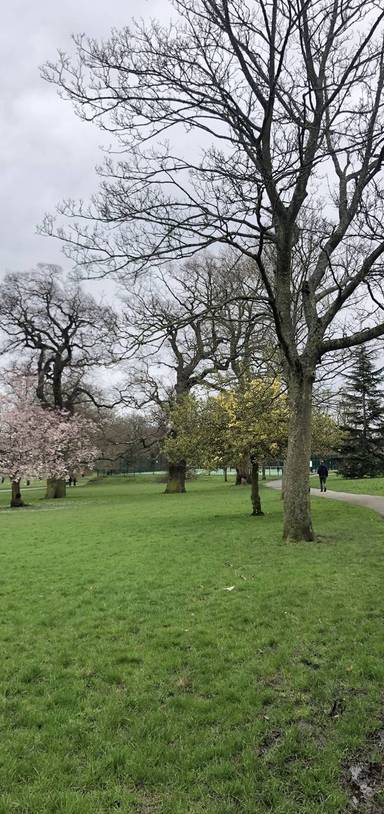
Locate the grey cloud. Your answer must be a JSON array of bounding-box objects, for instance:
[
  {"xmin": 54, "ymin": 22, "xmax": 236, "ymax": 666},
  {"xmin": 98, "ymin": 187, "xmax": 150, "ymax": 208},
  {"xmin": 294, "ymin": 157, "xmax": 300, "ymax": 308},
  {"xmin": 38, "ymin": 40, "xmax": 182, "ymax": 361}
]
[{"xmin": 0, "ymin": 0, "xmax": 171, "ymax": 279}]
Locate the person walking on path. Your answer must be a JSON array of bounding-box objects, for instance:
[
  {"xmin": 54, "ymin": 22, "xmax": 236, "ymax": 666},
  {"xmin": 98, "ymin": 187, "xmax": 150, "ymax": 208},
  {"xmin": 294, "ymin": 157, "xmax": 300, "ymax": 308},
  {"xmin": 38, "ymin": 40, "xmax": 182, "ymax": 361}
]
[{"xmin": 317, "ymin": 461, "xmax": 328, "ymax": 492}]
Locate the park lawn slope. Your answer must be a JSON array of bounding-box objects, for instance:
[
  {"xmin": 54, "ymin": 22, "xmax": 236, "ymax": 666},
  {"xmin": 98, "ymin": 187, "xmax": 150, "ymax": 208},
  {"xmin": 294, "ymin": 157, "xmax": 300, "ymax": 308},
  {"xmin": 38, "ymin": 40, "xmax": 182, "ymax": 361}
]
[{"xmin": 0, "ymin": 477, "xmax": 383, "ymax": 814}]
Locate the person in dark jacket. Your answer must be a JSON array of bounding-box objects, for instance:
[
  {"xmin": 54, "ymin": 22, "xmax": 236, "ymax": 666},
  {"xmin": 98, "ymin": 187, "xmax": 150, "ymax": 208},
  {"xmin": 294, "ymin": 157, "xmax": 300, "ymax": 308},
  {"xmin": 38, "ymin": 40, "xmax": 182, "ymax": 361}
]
[{"xmin": 317, "ymin": 461, "xmax": 328, "ymax": 492}]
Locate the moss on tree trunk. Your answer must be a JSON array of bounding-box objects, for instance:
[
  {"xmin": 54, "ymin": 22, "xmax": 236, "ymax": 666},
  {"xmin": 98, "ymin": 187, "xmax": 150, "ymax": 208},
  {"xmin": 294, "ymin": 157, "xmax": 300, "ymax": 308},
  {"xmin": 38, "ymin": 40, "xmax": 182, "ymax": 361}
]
[{"xmin": 165, "ymin": 461, "xmax": 186, "ymax": 493}]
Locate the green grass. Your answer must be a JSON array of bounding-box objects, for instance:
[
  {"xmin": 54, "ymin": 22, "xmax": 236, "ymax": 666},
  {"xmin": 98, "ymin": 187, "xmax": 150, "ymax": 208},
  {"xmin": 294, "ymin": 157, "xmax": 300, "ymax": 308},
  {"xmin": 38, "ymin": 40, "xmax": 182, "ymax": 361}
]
[
  {"xmin": 311, "ymin": 473, "xmax": 384, "ymax": 495},
  {"xmin": 0, "ymin": 476, "xmax": 94, "ymax": 508},
  {"xmin": 1, "ymin": 477, "xmax": 383, "ymax": 813}
]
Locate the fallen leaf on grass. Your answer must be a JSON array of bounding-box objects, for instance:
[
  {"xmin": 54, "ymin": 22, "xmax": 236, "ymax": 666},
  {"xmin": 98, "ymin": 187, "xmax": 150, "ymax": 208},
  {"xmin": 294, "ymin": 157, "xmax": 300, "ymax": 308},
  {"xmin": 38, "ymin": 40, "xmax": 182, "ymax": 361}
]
[
  {"xmin": 350, "ymin": 765, "xmax": 363, "ymax": 783},
  {"xmin": 224, "ymin": 586, "xmax": 235, "ymax": 591}
]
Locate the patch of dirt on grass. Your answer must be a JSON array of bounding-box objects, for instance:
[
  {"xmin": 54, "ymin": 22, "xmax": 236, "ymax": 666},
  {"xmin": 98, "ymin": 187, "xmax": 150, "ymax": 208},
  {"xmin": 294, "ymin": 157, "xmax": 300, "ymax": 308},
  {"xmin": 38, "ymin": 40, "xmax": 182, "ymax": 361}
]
[
  {"xmin": 134, "ymin": 792, "xmax": 164, "ymax": 813},
  {"xmin": 314, "ymin": 534, "xmax": 338, "ymax": 545},
  {"xmin": 175, "ymin": 675, "xmax": 193, "ymax": 692},
  {"xmin": 344, "ymin": 727, "xmax": 384, "ymax": 812},
  {"xmin": 257, "ymin": 728, "xmax": 281, "ymax": 756}
]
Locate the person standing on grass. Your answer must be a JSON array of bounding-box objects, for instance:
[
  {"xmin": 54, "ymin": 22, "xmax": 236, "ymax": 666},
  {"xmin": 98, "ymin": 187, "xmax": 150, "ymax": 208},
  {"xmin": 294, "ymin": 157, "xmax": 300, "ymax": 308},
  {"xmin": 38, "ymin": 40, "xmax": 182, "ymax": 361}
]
[{"xmin": 317, "ymin": 461, "xmax": 329, "ymax": 492}]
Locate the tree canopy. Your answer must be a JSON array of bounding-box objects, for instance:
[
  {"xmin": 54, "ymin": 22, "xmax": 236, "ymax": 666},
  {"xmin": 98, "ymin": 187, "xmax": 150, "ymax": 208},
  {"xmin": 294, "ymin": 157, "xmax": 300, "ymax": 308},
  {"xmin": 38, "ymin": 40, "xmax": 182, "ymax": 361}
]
[{"xmin": 42, "ymin": 0, "xmax": 384, "ymax": 538}]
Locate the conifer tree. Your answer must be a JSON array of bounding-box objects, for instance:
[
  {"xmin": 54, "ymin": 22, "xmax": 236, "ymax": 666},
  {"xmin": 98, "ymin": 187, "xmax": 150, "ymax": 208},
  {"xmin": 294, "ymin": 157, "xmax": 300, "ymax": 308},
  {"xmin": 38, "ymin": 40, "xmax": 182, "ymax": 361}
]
[{"xmin": 339, "ymin": 348, "xmax": 384, "ymax": 478}]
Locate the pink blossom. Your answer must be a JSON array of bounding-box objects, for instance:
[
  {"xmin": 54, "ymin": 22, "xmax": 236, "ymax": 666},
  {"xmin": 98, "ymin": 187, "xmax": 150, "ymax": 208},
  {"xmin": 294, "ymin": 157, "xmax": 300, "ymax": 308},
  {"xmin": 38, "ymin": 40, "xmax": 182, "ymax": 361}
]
[{"xmin": 0, "ymin": 376, "xmax": 100, "ymax": 484}]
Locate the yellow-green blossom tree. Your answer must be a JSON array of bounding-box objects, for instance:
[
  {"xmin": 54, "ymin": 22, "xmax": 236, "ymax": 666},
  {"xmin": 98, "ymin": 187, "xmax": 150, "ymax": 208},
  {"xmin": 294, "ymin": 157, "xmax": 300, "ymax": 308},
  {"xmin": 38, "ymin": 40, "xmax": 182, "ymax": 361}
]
[{"xmin": 164, "ymin": 379, "xmax": 288, "ymax": 516}]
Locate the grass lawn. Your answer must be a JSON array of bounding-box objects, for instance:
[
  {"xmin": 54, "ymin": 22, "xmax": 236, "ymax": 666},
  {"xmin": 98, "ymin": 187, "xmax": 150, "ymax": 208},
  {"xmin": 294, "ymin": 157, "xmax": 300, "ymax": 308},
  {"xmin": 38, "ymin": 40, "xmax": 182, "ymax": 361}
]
[
  {"xmin": 1, "ymin": 476, "xmax": 383, "ymax": 813},
  {"xmin": 311, "ymin": 473, "xmax": 384, "ymax": 496}
]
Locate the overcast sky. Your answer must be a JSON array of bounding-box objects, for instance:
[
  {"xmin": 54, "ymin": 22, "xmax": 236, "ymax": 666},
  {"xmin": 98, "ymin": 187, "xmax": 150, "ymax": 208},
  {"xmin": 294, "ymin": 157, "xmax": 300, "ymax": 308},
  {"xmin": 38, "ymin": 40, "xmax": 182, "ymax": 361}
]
[{"xmin": 0, "ymin": 0, "xmax": 171, "ymax": 287}]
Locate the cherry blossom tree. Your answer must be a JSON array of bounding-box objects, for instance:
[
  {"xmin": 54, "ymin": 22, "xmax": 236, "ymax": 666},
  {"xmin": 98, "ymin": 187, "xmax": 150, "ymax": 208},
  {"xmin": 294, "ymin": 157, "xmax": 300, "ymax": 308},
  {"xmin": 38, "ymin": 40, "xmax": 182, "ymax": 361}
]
[
  {"xmin": 43, "ymin": 413, "xmax": 100, "ymax": 499},
  {"xmin": 0, "ymin": 266, "xmax": 121, "ymax": 499},
  {"xmin": 0, "ymin": 400, "xmax": 48, "ymax": 507},
  {"xmin": 0, "ymin": 378, "xmax": 99, "ymax": 507}
]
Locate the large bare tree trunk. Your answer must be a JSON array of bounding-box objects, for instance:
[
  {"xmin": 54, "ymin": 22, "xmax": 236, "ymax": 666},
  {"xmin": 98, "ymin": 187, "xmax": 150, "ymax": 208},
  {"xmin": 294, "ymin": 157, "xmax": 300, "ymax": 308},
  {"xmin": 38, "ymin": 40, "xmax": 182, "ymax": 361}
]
[
  {"xmin": 283, "ymin": 374, "xmax": 314, "ymax": 541},
  {"xmin": 10, "ymin": 479, "xmax": 24, "ymax": 508},
  {"xmin": 46, "ymin": 478, "xmax": 67, "ymax": 499},
  {"xmin": 250, "ymin": 459, "xmax": 264, "ymax": 516},
  {"xmin": 165, "ymin": 461, "xmax": 186, "ymax": 493}
]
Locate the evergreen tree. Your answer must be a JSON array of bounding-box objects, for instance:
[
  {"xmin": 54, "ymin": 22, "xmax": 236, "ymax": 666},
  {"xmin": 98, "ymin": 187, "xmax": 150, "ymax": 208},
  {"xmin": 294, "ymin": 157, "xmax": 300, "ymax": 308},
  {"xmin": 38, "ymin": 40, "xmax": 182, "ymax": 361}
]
[{"xmin": 339, "ymin": 348, "xmax": 384, "ymax": 478}]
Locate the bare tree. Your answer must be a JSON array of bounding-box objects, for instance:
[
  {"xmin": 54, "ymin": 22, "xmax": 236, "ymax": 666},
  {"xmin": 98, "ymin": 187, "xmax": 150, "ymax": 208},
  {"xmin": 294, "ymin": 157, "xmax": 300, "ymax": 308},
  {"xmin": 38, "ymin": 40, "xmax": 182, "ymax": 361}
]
[
  {"xmin": 43, "ymin": 0, "xmax": 384, "ymax": 538},
  {"xmin": 0, "ymin": 265, "xmax": 120, "ymax": 496},
  {"xmin": 95, "ymin": 412, "xmax": 164, "ymax": 475},
  {"xmin": 121, "ymin": 256, "xmax": 235, "ymax": 492},
  {"xmin": 121, "ymin": 253, "xmax": 270, "ymax": 491}
]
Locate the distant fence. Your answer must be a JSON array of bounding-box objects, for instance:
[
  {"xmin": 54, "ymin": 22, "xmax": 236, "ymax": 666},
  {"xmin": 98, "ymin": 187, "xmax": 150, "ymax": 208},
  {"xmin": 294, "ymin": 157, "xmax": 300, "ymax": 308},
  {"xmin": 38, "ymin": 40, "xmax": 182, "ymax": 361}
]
[{"xmin": 97, "ymin": 457, "xmax": 341, "ymax": 478}]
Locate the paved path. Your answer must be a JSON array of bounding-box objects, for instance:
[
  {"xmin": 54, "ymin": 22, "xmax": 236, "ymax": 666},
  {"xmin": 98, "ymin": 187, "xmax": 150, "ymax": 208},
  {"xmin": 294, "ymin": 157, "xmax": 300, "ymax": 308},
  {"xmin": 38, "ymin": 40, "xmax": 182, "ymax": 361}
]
[{"xmin": 266, "ymin": 480, "xmax": 384, "ymax": 518}]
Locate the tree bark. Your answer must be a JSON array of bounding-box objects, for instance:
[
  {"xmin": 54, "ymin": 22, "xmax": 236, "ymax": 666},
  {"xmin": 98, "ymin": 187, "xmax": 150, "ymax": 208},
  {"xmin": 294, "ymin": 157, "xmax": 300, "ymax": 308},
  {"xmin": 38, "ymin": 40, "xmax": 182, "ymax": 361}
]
[
  {"xmin": 10, "ymin": 479, "xmax": 24, "ymax": 508},
  {"xmin": 46, "ymin": 478, "xmax": 67, "ymax": 499},
  {"xmin": 251, "ymin": 459, "xmax": 264, "ymax": 516},
  {"xmin": 235, "ymin": 455, "xmax": 251, "ymax": 485},
  {"xmin": 262, "ymin": 463, "xmax": 266, "ymax": 481},
  {"xmin": 223, "ymin": 467, "xmax": 228, "ymax": 482},
  {"xmin": 283, "ymin": 373, "xmax": 314, "ymax": 541},
  {"xmin": 281, "ymin": 459, "xmax": 286, "ymax": 499},
  {"xmin": 164, "ymin": 460, "xmax": 186, "ymax": 493}
]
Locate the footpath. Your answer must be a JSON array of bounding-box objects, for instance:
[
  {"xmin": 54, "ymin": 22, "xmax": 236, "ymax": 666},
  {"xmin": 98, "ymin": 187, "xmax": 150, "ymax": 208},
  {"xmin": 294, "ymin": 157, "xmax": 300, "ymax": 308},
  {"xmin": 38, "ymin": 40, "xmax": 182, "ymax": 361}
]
[{"xmin": 266, "ymin": 480, "xmax": 384, "ymax": 519}]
